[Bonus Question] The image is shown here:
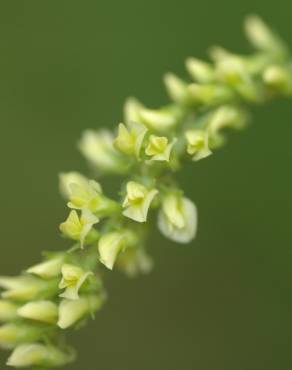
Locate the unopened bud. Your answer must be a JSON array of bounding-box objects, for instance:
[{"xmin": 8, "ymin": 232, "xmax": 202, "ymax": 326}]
[
  {"xmin": 263, "ymin": 65, "xmax": 292, "ymax": 94},
  {"xmin": 7, "ymin": 343, "xmax": 75, "ymax": 368},
  {"xmin": 164, "ymin": 73, "xmax": 190, "ymax": 104},
  {"xmin": 79, "ymin": 129, "xmax": 127, "ymax": 174},
  {"xmin": 59, "ymin": 172, "xmax": 88, "ymax": 199},
  {"xmin": 0, "ymin": 323, "xmax": 45, "ymax": 349},
  {"xmin": 0, "ymin": 276, "xmax": 56, "ymax": 302},
  {"xmin": 17, "ymin": 301, "xmax": 58, "ymax": 324},
  {"xmin": 0, "ymin": 301, "xmax": 18, "ymax": 322},
  {"xmin": 244, "ymin": 15, "xmax": 288, "ymax": 57},
  {"xmin": 27, "ymin": 256, "xmax": 64, "ymax": 279},
  {"xmin": 185, "ymin": 58, "xmax": 215, "ymax": 83},
  {"xmin": 58, "ymin": 295, "xmax": 104, "ymax": 329},
  {"xmin": 188, "ymin": 83, "xmax": 233, "ymax": 106}
]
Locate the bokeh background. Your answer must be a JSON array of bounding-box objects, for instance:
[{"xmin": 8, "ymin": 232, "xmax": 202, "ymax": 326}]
[{"xmin": 0, "ymin": 1, "xmax": 291, "ymax": 369}]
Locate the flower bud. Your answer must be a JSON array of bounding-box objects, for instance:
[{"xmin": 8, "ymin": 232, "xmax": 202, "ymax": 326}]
[
  {"xmin": 207, "ymin": 105, "xmax": 247, "ymax": 148},
  {"xmin": 59, "ymin": 264, "xmax": 93, "ymax": 300},
  {"xmin": 17, "ymin": 301, "xmax": 58, "ymax": 324},
  {"xmin": 124, "ymin": 97, "xmax": 144, "ymax": 124},
  {"xmin": 0, "ymin": 323, "xmax": 45, "ymax": 349},
  {"xmin": 58, "ymin": 295, "xmax": 104, "ymax": 329},
  {"xmin": 0, "ymin": 276, "xmax": 54, "ymax": 302},
  {"xmin": 145, "ymin": 135, "xmax": 177, "ymax": 162},
  {"xmin": 188, "ymin": 83, "xmax": 233, "ymax": 106},
  {"xmin": 59, "ymin": 172, "xmax": 88, "ymax": 199},
  {"xmin": 59, "ymin": 209, "xmax": 99, "ymax": 248},
  {"xmin": 117, "ymin": 248, "xmax": 153, "ymax": 278},
  {"xmin": 7, "ymin": 343, "xmax": 75, "ymax": 368},
  {"xmin": 185, "ymin": 57, "xmax": 215, "ymax": 83},
  {"xmin": 158, "ymin": 193, "xmax": 198, "ymax": 243},
  {"xmin": 27, "ymin": 256, "xmax": 64, "ymax": 279},
  {"xmin": 0, "ymin": 301, "xmax": 18, "ymax": 322},
  {"xmin": 263, "ymin": 65, "xmax": 292, "ymax": 94},
  {"xmin": 98, "ymin": 230, "xmax": 137, "ymax": 270},
  {"xmin": 122, "ymin": 181, "xmax": 158, "ymax": 223},
  {"xmin": 244, "ymin": 15, "xmax": 287, "ymax": 57},
  {"xmin": 164, "ymin": 73, "xmax": 190, "ymax": 104},
  {"xmin": 185, "ymin": 130, "xmax": 212, "ymax": 161},
  {"xmin": 79, "ymin": 129, "xmax": 127, "ymax": 174},
  {"xmin": 215, "ymin": 57, "xmax": 260, "ymax": 102},
  {"xmin": 138, "ymin": 105, "xmax": 182, "ymax": 132}
]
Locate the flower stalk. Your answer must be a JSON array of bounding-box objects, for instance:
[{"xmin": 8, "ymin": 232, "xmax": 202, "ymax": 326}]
[{"xmin": 0, "ymin": 15, "xmax": 291, "ymax": 368}]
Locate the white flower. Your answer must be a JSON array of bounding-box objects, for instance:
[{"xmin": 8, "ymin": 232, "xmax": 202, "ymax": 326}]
[
  {"xmin": 158, "ymin": 193, "xmax": 198, "ymax": 243},
  {"xmin": 122, "ymin": 181, "xmax": 158, "ymax": 223},
  {"xmin": 59, "ymin": 264, "xmax": 92, "ymax": 300}
]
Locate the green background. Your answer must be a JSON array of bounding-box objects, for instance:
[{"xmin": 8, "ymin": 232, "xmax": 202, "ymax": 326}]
[{"xmin": 0, "ymin": 1, "xmax": 291, "ymax": 369}]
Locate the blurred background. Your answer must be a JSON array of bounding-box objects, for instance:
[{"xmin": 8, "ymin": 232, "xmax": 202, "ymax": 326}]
[{"xmin": 0, "ymin": 1, "xmax": 291, "ymax": 369}]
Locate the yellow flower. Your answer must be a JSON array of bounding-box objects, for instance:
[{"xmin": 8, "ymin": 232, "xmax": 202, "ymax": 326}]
[
  {"xmin": 145, "ymin": 135, "xmax": 177, "ymax": 162},
  {"xmin": 59, "ymin": 209, "xmax": 99, "ymax": 248},
  {"xmin": 59, "ymin": 264, "xmax": 92, "ymax": 300},
  {"xmin": 122, "ymin": 181, "xmax": 158, "ymax": 223},
  {"xmin": 185, "ymin": 129, "xmax": 212, "ymax": 161},
  {"xmin": 158, "ymin": 193, "xmax": 198, "ymax": 243},
  {"xmin": 114, "ymin": 121, "xmax": 147, "ymax": 159}
]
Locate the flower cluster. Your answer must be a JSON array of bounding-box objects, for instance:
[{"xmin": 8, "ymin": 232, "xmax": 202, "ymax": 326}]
[{"xmin": 0, "ymin": 16, "xmax": 291, "ymax": 368}]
